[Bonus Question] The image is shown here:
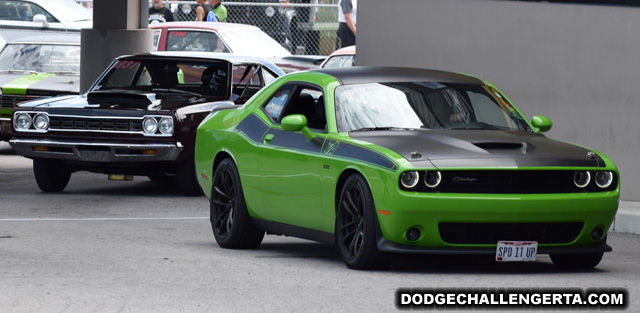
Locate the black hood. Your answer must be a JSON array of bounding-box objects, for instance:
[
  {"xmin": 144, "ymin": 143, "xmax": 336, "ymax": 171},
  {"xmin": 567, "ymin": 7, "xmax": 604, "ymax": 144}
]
[
  {"xmin": 87, "ymin": 90, "xmax": 205, "ymax": 110},
  {"xmin": 350, "ymin": 129, "xmax": 603, "ymax": 168}
]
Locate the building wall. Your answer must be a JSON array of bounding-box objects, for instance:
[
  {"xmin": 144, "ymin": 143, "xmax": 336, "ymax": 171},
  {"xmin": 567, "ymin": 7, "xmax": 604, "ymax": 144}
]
[{"xmin": 358, "ymin": 0, "xmax": 640, "ymax": 200}]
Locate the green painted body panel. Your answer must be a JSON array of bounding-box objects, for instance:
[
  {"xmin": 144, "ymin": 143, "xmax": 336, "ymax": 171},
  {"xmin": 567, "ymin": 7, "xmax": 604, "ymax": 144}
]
[
  {"xmin": 1, "ymin": 73, "xmax": 56, "ymax": 95},
  {"xmin": 195, "ymin": 70, "xmax": 620, "ymax": 251}
]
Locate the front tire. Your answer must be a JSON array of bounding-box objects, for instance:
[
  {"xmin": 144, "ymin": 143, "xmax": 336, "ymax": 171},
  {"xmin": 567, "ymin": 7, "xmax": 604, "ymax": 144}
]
[
  {"xmin": 210, "ymin": 158, "xmax": 264, "ymax": 249},
  {"xmin": 176, "ymin": 155, "xmax": 204, "ymax": 196},
  {"xmin": 550, "ymin": 252, "xmax": 604, "ymax": 269},
  {"xmin": 336, "ymin": 174, "xmax": 392, "ymax": 269},
  {"xmin": 33, "ymin": 158, "xmax": 71, "ymax": 192}
]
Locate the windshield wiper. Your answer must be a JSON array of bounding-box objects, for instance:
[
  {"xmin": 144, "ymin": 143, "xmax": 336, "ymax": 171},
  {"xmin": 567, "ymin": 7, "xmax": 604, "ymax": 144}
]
[
  {"xmin": 52, "ymin": 71, "xmax": 79, "ymax": 75},
  {"xmin": 151, "ymin": 88, "xmax": 203, "ymax": 98}
]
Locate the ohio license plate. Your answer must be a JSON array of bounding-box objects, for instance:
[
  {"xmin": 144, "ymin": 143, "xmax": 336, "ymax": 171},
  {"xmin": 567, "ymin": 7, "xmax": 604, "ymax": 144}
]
[{"xmin": 495, "ymin": 241, "xmax": 538, "ymax": 262}]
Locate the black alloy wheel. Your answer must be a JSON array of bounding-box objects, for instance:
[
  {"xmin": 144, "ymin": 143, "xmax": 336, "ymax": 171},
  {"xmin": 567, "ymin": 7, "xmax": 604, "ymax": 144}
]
[
  {"xmin": 210, "ymin": 158, "xmax": 264, "ymax": 249},
  {"xmin": 336, "ymin": 174, "xmax": 392, "ymax": 269}
]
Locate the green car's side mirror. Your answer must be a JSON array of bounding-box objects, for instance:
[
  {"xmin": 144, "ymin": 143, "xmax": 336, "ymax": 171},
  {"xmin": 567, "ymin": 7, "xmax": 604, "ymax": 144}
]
[
  {"xmin": 281, "ymin": 114, "xmax": 314, "ymax": 140},
  {"xmin": 531, "ymin": 115, "xmax": 553, "ymax": 133}
]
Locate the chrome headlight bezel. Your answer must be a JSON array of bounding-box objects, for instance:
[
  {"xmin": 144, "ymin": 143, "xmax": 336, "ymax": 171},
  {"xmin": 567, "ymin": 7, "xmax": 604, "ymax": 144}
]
[
  {"xmin": 14, "ymin": 113, "xmax": 32, "ymax": 131},
  {"xmin": 142, "ymin": 117, "xmax": 159, "ymax": 135},
  {"xmin": 33, "ymin": 113, "xmax": 49, "ymax": 131},
  {"xmin": 158, "ymin": 117, "xmax": 174, "ymax": 135}
]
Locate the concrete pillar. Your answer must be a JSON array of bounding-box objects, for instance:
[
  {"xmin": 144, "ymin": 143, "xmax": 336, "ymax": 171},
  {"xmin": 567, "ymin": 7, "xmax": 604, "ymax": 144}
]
[{"xmin": 80, "ymin": 0, "xmax": 152, "ymax": 93}]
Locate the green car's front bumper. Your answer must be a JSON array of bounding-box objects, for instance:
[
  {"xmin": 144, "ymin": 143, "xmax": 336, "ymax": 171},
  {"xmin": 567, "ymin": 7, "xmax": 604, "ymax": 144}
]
[{"xmin": 375, "ymin": 191, "xmax": 619, "ymax": 255}]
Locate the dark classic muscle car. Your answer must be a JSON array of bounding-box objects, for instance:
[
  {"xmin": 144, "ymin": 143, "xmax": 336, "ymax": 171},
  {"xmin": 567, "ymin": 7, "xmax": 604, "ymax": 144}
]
[{"xmin": 9, "ymin": 52, "xmax": 284, "ymax": 195}]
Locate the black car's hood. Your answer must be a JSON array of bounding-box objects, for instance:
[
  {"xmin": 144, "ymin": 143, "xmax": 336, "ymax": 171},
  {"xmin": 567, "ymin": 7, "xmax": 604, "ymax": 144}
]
[
  {"xmin": 350, "ymin": 129, "xmax": 603, "ymax": 168},
  {"xmin": 20, "ymin": 90, "xmax": 205, "ymax": 110}
]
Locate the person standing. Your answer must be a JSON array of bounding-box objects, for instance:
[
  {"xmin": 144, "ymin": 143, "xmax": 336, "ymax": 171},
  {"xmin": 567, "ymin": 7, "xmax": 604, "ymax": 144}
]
[
  {"xmin": 337, "ymin": 0, "xmax": 357, "ymax": 48},
  {"xmin": 195, "ymin": 0, "xmax": 212, "ymax": 21},
  {"xmin": 206, "ymin": 0, "xmax": 227, "ymax": 22},
  {"xmin": 149, "ymin": 0, "xmax": 174, "ymax": 24}
]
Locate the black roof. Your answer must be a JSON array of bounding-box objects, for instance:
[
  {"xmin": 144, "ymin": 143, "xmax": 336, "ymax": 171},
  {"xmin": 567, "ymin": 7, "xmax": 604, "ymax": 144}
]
[
  {"xmin": 312, "ymin": 66, "xmax": 485, "ymax": 85},
  {"xmin": 0, "ymin": 29, "xmax": 80, "ymax": 44}
]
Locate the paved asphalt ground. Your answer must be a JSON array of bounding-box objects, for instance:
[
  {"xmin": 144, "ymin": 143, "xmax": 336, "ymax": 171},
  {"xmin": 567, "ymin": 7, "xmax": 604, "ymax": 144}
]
[{"xmin": 1, "ymin": 141, "xmax": 639, "ymax": 312}]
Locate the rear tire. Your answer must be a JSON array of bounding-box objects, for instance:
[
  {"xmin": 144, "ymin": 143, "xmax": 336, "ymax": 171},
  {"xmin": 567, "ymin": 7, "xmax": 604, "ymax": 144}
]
[
  {"xmin": 336, "ymin": 173, "xmax": 392, "ymax": 270},
  {"xmin": 33, "ymin": 158, "xmax": 71, "ymax": 192},
  {"xmin": 210, "ymin": 158, "xmax": 264, "ymax": 249},
  {"xmin": 176, "ymin": 155, "xmax": 203, "ymax": 196},
  {"xmin": 550, "ymin": 252, "xmax": 604, "ymax": 269}
]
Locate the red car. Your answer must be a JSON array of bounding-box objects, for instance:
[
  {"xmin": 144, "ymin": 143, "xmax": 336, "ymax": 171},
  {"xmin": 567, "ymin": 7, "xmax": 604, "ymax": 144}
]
[
  {"xmin": 320, "ymin": 45, "xmax": 355, "ymax": 68},
  {"xmin": 150, "ymin": 22, "xmax": 324, "ymax": 73}
]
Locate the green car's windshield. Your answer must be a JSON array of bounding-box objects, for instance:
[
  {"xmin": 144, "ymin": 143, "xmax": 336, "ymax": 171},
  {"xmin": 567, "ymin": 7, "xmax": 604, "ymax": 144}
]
[{"xmin": 334, "ymin": 82, "xmax": 531, "ymax": 132}]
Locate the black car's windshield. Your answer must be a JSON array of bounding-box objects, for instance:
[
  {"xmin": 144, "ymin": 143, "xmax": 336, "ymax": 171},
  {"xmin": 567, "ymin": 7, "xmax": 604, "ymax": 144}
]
[
  {"xmin": 334, "ymin": 82, "xmax": 531, "ymax": 132},
  {"xmin": 0, "ymin": 44, "xmax": 80, "ymax": 73},
  {"xmin": 94, "ymin": 59, "xmax": 230, "ymax": 97}
]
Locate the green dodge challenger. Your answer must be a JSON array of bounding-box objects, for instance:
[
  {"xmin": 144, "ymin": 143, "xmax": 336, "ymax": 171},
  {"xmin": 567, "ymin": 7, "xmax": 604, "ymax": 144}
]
[{"xmin": 194, "ymin": 67, "xmax": 619, "ymax": 270}]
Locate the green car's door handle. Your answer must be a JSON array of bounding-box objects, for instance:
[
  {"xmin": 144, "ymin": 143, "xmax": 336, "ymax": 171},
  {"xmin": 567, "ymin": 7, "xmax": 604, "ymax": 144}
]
[{"xmin": 264, "ymin": 133, "xmax": 274, "ymax": 144}]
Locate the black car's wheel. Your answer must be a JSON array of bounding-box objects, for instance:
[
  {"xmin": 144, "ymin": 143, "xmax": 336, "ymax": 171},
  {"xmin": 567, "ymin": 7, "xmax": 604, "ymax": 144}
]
[
  {"xmin": 550, "ymin": 252, "xmax": 604, "ymax": 269},
  {"xmin": 176, "ymin": 155, "xmax": 204, "ymax": 196},
  {"xmin": 33, "ymin": 158, "xmax": 72, "ymax": 192},
  {"xmin": 210, "ymin": 158, "xmax": 264, "ymax": 249},
  {"xmin": 336, "ymin": 173, "xmax": 392, "ymax": 270}
]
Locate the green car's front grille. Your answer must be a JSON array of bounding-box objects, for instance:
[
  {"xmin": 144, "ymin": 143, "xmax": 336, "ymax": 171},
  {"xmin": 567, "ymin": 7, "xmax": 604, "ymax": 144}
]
[
  {"xmin": 400, "ymin": 170, "xmax": 617, "ymax": 193},
  {"xmin": 439, "ymin": 222, "xmax": 584, "ymax": 244}
]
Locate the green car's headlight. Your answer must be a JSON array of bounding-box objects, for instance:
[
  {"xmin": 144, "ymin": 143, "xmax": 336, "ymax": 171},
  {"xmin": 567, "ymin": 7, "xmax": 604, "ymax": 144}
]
[
  {"xmin": 400, "ymin": 171, "xmax": 419, "ymax": 189},
  {"xmin": 594, "ymin": 171, "xmax": 613, "ymax": 189},
  {"xmin": 424, "ymin": 171, "xmax": 442, "ymax": 188},
  {"xmin": 573, "ymin": 171, "xmax": 591, "ymax": 188},
  {"xmin": 33, "ymin": 113, "xmax": 49, "ymax": 131},
  {"xmin": 14, "ymin": 113, "xmax": 32, "ymax": 130}
]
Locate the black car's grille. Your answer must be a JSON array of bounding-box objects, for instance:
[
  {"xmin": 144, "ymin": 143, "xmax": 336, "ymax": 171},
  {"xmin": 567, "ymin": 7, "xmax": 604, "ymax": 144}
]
[
  {"xmin": 439, "ymin": 222, "xmax": 584, "ymax": 244},
  {"xmin": 400, "ymin": 170, "xmax": 617, "ymax": 193},
  {"xmin": 0, "ymin": 95, "xmax": 41, "ymax": 109},
  {"xmin": 50, "ymin": 116, "xmax": 143, "ymax": 132}
]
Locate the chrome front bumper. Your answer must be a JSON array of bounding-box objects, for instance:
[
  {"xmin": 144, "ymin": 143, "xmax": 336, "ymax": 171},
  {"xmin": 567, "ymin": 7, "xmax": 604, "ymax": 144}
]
[{"xmin": 9, "ymin": 138, "xmax": 183, "ymax": 162}]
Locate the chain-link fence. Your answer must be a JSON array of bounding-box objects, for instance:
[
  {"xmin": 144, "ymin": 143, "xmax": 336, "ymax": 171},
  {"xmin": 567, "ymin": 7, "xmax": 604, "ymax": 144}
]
[
  {"xmin": 167, "ymin": 1, "xmax": 339, "ymax": 55},
  {"xmin": 73, "ymin": 1, "xmax": 338, "ymax": 55}
]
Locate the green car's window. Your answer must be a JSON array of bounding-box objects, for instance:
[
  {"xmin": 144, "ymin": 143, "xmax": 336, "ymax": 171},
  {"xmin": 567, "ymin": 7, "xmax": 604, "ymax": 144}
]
[
  {"xmin": 264, "ymin": 85, "xmax": 295, "ymax": 121},
  {"xmin": 334, "ymin": 82, "xmax": 530, "ymax": 132}
]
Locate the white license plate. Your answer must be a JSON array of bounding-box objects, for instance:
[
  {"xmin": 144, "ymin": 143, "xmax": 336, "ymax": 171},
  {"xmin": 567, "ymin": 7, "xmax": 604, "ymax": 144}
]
[{"xmin": 495, "ymin": 241, "xmax": 538, "ymax": 262}]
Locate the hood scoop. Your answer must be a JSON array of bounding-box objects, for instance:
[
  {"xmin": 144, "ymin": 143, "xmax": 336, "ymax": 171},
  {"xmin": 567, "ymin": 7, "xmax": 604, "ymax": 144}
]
[
  {"xmin": 88, "ymin": 90, "xmax": 160, "ymax": 110},
  {"xmin": 473, "ymin": 142, "xmax": 526, "ymax": 151}
]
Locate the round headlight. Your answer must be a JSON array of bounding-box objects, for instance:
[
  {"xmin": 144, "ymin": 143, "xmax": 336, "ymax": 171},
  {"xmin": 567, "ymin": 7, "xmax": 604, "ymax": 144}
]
[
  {"xmin": 400, "ymin": 171, "xmax": 419, "ymax": 189},
  {"xmin": 143, "ymin": 117, "xmax": 158, "ymax": 134},
  {"xmin": 15, "ymin": 113, "xmax": 32, "ymax": 130},
  {"xmin": 573, "ymin": 171, "xmax": 591, "ymax": 188},
  {"xmin": 594, "ymin": 171, "xmax": 613, "ymax": 188},
  {"xmin": 33, "ymin": 113, "xmax": 49, "ymax": 130},
  {"xmin": 424, "ymin": 171, "xmax": 442, "ymax": 188},
  {"xmin": 159, "ymin": 117, "xmax": 174, "ymax": 135}
]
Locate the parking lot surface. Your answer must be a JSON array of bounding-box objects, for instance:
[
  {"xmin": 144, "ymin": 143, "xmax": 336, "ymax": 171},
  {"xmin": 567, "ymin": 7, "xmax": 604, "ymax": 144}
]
[{"xmin": 1, "ymin": 142, "xmax": 639, "ymax": 312}]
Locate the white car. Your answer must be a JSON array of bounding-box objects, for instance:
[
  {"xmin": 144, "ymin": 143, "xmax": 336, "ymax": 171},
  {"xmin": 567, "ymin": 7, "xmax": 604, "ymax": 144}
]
[{"xmin": 0, "ymin": 0, "xmax": 92, "ymax": 31}]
